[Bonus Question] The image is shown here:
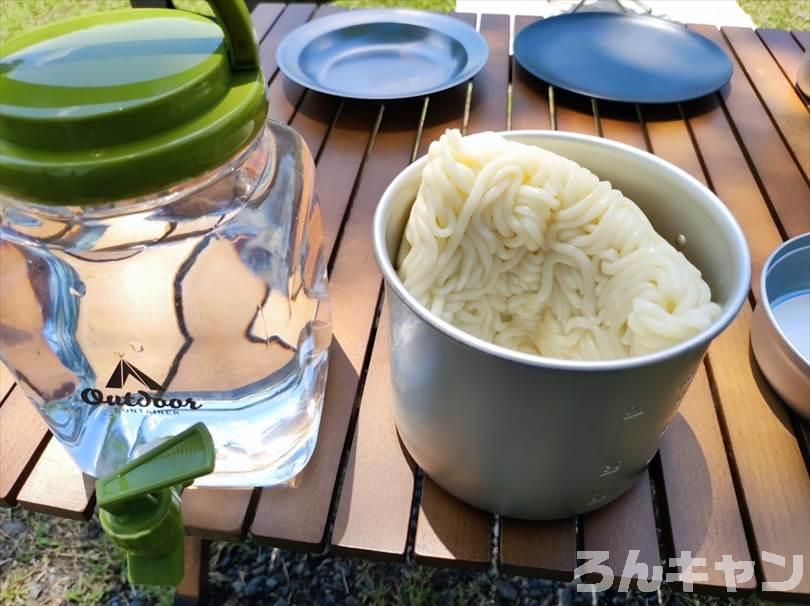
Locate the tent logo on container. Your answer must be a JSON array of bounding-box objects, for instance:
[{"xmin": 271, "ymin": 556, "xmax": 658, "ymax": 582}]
[
  {"xmin": 79, "ymin": 359, "xmax": 201, "ymax": 411},
  {"xmin": 105, "ymin": 359, "xmax": 165, "ymax": 391}
]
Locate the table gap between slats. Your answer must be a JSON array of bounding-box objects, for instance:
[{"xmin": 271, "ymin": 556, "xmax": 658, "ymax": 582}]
[
  {"xmin": 792, "ymin": 30, "xmax": 810, "ymax": 50},
  {"xmin": 756, "ymin": 29, "xmax": 810, "ymax": 104},
  {"xmin": 720, "ymin": 27, "xmax": 809, "ymax": 185},
  {"xmin": 0, "ymin": 363, "xmax": 15, "ymax": 406},
  {"xmin": 701, "ymin": 26, "xmax": 810, "ymax": 240}
]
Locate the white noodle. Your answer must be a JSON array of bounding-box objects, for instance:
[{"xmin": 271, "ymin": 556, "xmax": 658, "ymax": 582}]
[{"xmin": 397, "ymin": 130, "xmax": 721, "ymax": 360}]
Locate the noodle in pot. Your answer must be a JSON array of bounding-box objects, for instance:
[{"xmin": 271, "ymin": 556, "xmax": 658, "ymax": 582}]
[{"xmin": 397, "ymin": 130, "xmax": 721, "ymax": 361}]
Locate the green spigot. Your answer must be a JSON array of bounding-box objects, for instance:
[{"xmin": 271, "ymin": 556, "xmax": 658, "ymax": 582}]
[{"xmin": 96, "ymin": 423, "xmax": 215, "ymax": 586}]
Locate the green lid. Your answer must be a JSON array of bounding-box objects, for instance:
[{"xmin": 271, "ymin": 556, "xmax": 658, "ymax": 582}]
[
  {"xmin": 0, "ymin": 0, "xmax": 267, "ymax": 205},
  {"xmin": 97, "ymin": 423, "xmax": 215, "ymax": 586}
]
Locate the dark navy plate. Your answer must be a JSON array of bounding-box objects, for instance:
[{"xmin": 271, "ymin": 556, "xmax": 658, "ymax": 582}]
[
  {"xmin": 514, "ymin": 12, "xmax": 732, "ymax": 104},
  {"xmin": 277, "ymin": 10, "xmax": 488, "ymax": 100}
]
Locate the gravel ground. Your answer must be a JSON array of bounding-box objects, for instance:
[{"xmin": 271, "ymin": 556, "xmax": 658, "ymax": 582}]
[{"xmin": 0, "ymin": 508, "xmax": 761, "ymax": 606}]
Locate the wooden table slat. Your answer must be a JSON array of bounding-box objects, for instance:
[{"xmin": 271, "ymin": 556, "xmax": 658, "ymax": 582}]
[
  {"xmin": 582, "ymin": 472, "xmax": 660, "ymax": 586},
  {"xmin": 659, "ymin": 366, "xmax": 755, "ymax": 591},
  {"xmin": 411, "ymin": 12, "xmax": 503, "ymax": 569},
  {"xmin": 500, "ymin": 518, "xmax": 576, "ymax": 580},
  {"xmin": 792, "ymin": 30, "xmax": 810, "ymax": 50},
  {"xmin": 498, "ymin": 14, "xmax": 578, "ymax": 581},
  {"xmin": 695, "ymin": 26, "xmax": 810, "ymax": 238},
  {"xmin": 249, "ymin": 101, "xmax": 378, "ymax": 549},
  {"xmin": 641, "ymin": 106, "xmax": 708, "ymax": 187},
  {"xmin": 682, "ymin": 91, "xmax": 782, "ymax": 298},
  {"xmin": 323, "ymin": 96, "xmax": 426, "ymax": 562},
  {"xmin": 258, "ymin": 3, "xmax": 317, "ymax": 84},
  {"xmin": 182, "ymin": 487, "xmax": 255, "ymax": 541},
  {"xmin": 266, "ymin": 66, "xmax": 305, "ymax": 124},
  {"xmin": 680, "ymin": 42, "xmax": 810, "ymax": 595},
  {"xmin": 553, "ymin": 89, "xmax": 597, "ymax": 135},
  {"xmin": 417, "ymin": 12, "xmax": 476, "ymax": 153},
  {"xmin": 318, "ymin": 103, "xmax": 380, "ymax": 261},
  {"xmin": 596, "ymin": 101, "xmax": 646, "ymax": 150},
  {"xmin": 332, "ymin": 301, "xmax": 416, "ymax": 559},
  {"xmin": 16, "ymin": 438, "xmax": 94, "ymax": 520},
  {"xmin": 578, "ymin": 106, "xmax": 662, "ymax": 585},
  {"xmin": 0, "ymin": 388, "xmax": 50, "ymax": 506},
  {"xmin": 414, "ymin": 478, "xmax": 492, "ymax": 569},
  {"xmin": 250, "ymin": 2, "xmax": 286, "ymax": 42},
  {"xmin": 0, "ymin": 363, "xmax": 14, "ymax": 405},
  {"xmin": 799, "ymin": 423, "xmax": 810, "ymax": 468},
  {"xmin": 719, "ymin": 26, "xmax": 810, "ymax": 183},
  {"xmin": 709, "ymin": 307, "xmax": 810, "ymax": 597},
  {"xmin": 265, "ymin": 4, "xmax": 344, "ymax": 125},
  {"xmin": 599, "ymin": 94, "xmax": 758, "ymax": 592},
  {"xmin": 639, "ymin": 105, "xmax": 757, "ymax": 592},
  {"xmin": 466, "ymin": 14, "xmax": 510, "ymax": 133},
  {"xmin": 758, "ymin": 28, "xmax": 809, "ymax": 92},
  {"xmin": 176, "ymin": 536, "xmax": 209, "ymax": 602},
  {"xmin": 289, "ymin": 90, "xmax": 341, "ymax": 166},
  {"xmin": 511, "ymin": 17, "xmax": 551, "ymax": 131},
  {"xmin": 548, "ymin": 63, "xmax": 665, "ymax": 588}
]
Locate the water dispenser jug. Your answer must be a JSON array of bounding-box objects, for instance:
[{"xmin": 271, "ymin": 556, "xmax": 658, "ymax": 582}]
[{"xmin": 0, "ymin": 0, "xmax": 331, "ymax": 488}]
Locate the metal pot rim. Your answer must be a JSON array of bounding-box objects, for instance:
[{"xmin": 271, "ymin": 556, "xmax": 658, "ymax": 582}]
[
  {"xmin": 759, "ymin": 231, "xmax": 810, "ymax": 368},
  {"xmin": 373, "ymin": 129, "xmax": 751, "ymax": 373}
]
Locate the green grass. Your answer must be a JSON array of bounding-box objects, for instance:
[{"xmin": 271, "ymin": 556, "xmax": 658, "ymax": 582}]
[
  {"xmin": 4, "ymin": 0, "xmax": 805, "ymax": 46},
  {"xmin": 739, "ymin": 0, "xmax": 810, "ymax": 30},
  {"xmin": 0, "ymin": 0, "xmax": 212, "ymax": 45},
  {"xmin": 0, "ymin": 0, "xmax": 450, "ymax": 45},
  {"xmin": 334, "ymin": 0, "xmax": 452, "ymax": 10},
  {"xmin": 0, "ymin": 508, "xmax": 173, "ymax": 606}
]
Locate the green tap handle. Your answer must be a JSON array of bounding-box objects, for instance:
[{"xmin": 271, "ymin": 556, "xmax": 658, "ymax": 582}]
[
  {"xmin": 96, "ymin": 423, "xmax": 215, "ymax": 586},
  {"xmin": 205, "ymin": 0, "xmax": 261, "ymax": 70}
]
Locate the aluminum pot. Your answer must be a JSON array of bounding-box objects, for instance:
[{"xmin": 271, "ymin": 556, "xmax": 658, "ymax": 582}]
[
  {"xmin": 751, "ymin": 233, "xmax": 810, "ymax": 419},
  {"xmin": 373, "ymin": 131, "xmax": 751, "ymax": 520}
]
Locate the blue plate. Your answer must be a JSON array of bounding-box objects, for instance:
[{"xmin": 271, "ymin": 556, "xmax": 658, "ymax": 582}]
[
  {"xmin": 277, "ymin": 10, "xmax": 488, "ymax": 100},
  {"xmin": 514, "ymin": 12, "xmax": 732, "ymax": 104}
]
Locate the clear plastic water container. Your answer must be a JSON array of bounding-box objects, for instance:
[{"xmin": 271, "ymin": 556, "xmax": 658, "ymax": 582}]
[{"xmin": 0, "ymin": 1, "xmax": 331, "ymax": 486}]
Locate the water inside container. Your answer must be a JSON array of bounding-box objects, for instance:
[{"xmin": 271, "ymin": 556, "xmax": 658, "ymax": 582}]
[
  {"xmin": 0, "ymin": 124, "xmax": 331, "ymax": 487},
  {"xmin": 771, "ymin": 291, "xmax": 810, "ymax": 363}
]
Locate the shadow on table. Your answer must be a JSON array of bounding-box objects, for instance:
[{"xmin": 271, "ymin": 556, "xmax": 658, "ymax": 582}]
[
  {"xmin": 289, "ymin": 80, "xmax": 471, "ymax": 138},
  {"xmin": 548, "ymin": 80, "xmax": 731, "ymax": 124},
  {"xmin": 748, "ymin": 342, "xmax": 803, "ymax": 438},
  {"xmin": 657, "ymin": 409, "xmax": 714, "ymax": 555}
]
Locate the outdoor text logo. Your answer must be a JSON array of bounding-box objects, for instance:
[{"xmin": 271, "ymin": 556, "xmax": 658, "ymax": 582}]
[{"xmin": 80, "ymin": 359, "xmax": 201, "ymax": 411}]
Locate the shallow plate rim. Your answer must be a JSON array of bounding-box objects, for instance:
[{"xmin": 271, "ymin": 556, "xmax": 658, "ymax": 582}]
[
  {"xmin": 276, "ymin": 9, "xmax": 489, "ymax": 100},
  {"xmin": 513, "ymin": 12, "xmax": 733, "ymax": 104}
]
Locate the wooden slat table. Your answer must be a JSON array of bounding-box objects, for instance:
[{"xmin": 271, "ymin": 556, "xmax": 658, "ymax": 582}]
[{"xmin": 2, "ymin": 4, "xmax": 809, "ymax": 603}]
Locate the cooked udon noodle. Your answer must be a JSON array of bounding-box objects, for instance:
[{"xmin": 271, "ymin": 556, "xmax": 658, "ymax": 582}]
[{"xmin": 397, "ymin": 130, "xmax": 721, "ymax": 360}]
